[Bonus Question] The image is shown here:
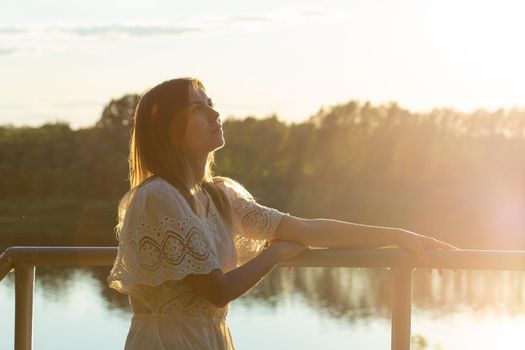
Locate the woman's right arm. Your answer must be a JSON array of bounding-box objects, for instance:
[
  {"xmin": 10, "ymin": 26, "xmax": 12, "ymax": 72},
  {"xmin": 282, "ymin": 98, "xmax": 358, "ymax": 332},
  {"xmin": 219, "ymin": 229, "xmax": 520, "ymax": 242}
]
[{"xmin": 184, "ymin": 241, "xmax": 305, "ymax": 308}]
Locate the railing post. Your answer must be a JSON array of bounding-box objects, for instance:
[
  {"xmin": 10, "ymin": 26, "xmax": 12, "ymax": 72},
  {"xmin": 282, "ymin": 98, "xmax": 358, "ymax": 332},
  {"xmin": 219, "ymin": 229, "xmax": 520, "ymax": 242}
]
[
  {"xmin": 391, "ymin": 267, "xmax": 413, "ymax": 350},
  {"xmin": 14, "ymin": 263, "xmax": 35, "ymax": 350}
]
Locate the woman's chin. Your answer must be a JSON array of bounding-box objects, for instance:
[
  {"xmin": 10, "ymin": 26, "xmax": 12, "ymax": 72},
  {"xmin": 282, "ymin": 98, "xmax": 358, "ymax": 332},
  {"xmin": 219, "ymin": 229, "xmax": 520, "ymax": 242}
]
[{"xmin": 212, "ymin": 139, "xmax": 225, "ymax": 152}]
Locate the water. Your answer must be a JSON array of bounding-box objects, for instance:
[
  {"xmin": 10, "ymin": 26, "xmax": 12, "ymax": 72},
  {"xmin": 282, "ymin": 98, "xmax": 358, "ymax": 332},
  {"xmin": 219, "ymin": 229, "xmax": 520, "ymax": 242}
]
[{"xmin": 1, "ymin": 266, "xmax": 525, "ymax": 349}]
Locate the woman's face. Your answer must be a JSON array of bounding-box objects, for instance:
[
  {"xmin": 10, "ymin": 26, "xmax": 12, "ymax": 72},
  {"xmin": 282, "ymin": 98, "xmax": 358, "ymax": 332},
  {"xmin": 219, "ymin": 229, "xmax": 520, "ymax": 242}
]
[{"xmin": 182, "ymin": 85, "xmax": 224, "ymax": 160}]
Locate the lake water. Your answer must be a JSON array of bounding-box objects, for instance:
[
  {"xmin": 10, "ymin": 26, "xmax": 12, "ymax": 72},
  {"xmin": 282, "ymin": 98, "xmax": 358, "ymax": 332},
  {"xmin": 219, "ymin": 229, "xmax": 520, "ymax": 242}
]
[{"xmin": 1, "ymin": 266, "xmax": 525, "ymax": 349}]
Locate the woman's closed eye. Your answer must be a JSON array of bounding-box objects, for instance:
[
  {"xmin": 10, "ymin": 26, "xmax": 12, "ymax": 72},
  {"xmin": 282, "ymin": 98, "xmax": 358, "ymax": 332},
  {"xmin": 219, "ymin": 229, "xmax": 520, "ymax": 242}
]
[{"xmin": 194, "ymin": 102, "xmax": 212, "ymax": 111}]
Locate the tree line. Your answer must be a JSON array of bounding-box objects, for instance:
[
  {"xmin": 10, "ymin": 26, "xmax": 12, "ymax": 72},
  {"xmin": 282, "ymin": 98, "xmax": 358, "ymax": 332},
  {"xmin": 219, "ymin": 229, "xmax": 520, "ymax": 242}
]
[{"xmin": 1, "ymin": 95, "xmax": 524, "ymax": 249}]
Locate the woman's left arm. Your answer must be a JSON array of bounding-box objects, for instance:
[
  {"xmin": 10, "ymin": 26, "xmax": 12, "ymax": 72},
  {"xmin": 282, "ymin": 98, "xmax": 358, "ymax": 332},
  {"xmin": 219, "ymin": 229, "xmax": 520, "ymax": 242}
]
[{"xmin": 270, "ymin": 215, "xmax": 458, "ymax": 266}]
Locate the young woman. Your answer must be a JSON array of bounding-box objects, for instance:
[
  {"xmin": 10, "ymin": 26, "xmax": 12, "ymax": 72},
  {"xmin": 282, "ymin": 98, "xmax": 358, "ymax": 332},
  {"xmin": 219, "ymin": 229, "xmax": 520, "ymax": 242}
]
[{"xmin": 107, "ymin": 78, "xmax": 456, "ymax": 349}]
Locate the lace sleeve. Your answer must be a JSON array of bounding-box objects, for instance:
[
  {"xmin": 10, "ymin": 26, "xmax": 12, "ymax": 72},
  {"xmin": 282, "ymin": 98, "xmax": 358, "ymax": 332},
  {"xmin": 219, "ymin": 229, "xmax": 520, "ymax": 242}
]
[
  {"xmin": 107, "ymin": 179, "xmax": 221, "ymax": 296},
  {"xmin": 216, "ymin": 179, "xmax": 289, "ymax": 266}
]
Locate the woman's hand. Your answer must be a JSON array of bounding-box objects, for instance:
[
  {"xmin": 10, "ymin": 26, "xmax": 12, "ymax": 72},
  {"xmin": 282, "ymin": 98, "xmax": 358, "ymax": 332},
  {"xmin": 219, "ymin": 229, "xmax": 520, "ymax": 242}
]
[
  {"xmin": 396, "ymin": 229, "xmax": 458, "ymax": 274},
  {"xmin": 267, "ymin": 239, "xmax": 307, "ymax": 262}
]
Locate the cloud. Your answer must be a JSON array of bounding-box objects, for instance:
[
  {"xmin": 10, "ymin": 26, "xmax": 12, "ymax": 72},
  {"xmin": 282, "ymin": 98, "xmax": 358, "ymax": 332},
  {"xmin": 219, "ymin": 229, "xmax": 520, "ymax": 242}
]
[
  {"xmin": 229, "ymin": 15, "xmax": 272, "ymax": 23},
  {"xmin": 56, "ymin": 24, "xmax": 201, "ymax": 37},
  {"xmin": 0, "ymin": 27, "xmax": 27, "ymax": 34},
  {"xmin": 0, "ymin": 7, "xmax": 350, "ymax": 56},
  {"xmin": 52, "ymin": 100, "xmax": 105, "ymax": 108},
  {"xmin": 0, "ymin": 22, "xmax": 208, "ymax": 41},
  {"xmin": 0, "ymin": 7, "xmax": 348, "ymax": 38},
  {"xmin": 0, "ymin": 47, "xmax": 18, "ymax": 55}
]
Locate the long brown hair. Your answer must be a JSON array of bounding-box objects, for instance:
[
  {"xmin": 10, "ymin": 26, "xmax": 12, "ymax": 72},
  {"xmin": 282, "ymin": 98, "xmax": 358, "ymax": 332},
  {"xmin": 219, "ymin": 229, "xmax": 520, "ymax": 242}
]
[{"xmin": 115, "ymin": 78, "xmax": 236, "ymax": 238}]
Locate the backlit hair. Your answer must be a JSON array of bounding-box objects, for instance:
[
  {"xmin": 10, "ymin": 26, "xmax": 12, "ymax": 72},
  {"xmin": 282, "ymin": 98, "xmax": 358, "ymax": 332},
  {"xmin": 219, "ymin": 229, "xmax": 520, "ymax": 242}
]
[{"xmin": 115, "ymin": 78, "xmax": 244, "ymax": 238}]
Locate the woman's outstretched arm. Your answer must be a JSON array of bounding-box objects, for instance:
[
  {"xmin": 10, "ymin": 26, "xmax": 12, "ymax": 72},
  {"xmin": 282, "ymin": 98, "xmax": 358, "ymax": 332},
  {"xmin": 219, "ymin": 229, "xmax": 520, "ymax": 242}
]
[
  {"xmin": 185, "ymin": 240, "xmax": 305, "ymax": 308},
  {"xmin": 270, "ymin": 215, "xmax": 457, "ymax": 266}
]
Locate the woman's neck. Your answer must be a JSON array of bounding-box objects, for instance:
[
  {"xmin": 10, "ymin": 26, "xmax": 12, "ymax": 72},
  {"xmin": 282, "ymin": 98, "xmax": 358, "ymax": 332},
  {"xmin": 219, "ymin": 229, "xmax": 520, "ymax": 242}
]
[{"xmin": 189, "ymin": 154, "xmax": 207, "ymax": 189}]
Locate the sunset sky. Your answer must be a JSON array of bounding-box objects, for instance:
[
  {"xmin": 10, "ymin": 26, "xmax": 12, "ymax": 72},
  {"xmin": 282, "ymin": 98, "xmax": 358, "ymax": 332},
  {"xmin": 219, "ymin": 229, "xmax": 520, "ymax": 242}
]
[{"xmin": 1, "ymin": 0, "xmax": 524, "ymax": 129}]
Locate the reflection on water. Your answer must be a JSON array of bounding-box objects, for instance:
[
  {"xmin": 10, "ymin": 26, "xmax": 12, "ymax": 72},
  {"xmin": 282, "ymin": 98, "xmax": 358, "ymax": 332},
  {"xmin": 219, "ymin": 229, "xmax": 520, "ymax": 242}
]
[
  {"xmin": 2, "ymin": 265, "xmax": 525, "ymax": 349},
  {"xmin": 249, "ymin": 267, "xmax": 525, "ymax": 322},
  {"xmin": 5, "ymin": 265, "xmax": 525, "ymax": 319},
  {"xmin": 412, "ymin": 269, "xmax": 525, "ymax": 317},
  {"xmin": 244, "ymin": 267, "xmax": 392, "ymax": 322}
]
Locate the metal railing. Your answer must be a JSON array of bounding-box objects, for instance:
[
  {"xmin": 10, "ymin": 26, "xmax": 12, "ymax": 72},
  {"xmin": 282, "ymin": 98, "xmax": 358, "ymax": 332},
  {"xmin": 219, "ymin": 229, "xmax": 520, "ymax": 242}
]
[{"xmin": 1, "ymin": 246, "xmax": 525, "ymax": 350}]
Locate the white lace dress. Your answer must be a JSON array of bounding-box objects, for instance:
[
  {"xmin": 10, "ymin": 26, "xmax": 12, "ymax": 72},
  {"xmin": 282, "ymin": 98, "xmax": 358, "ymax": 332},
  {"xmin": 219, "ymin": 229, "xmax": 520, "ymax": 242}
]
[{"xmin": 107, "ymin": 176, "xmax": 287, "ymax": 350}]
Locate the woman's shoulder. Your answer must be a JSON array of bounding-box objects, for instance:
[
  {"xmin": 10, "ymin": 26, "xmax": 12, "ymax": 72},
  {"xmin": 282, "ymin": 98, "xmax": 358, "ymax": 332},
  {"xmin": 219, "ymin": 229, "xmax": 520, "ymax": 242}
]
[
  {"xmin": 134, "ymin": 176, "xmax": 187, "ymax": 208},
  {"xmin": 138, "ymin": 175, "xmax": 178, "ymax": 193},
  {"xmin": 136, "ymin": 175, "xmax": 160, "ymax": 188},
  {"xmin": 212, "ymin": 176, "xmax": 254, "ymax": 202}
]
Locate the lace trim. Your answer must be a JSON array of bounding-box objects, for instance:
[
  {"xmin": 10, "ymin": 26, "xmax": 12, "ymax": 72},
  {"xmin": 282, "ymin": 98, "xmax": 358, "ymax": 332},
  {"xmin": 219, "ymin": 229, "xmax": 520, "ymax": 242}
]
[
  {"xmin": 214, "ymin": 179, "xmax": 286, "ymax": 266},
  {"xmin": 108, "ymin": 221, "xmax": 221, "ymax": 292},
  {"xmin": 157, "ymin": 281, "xmax": 229, "ymax": 318},
  {"xmin": 138, "ymin": 227, "xmax": 212, "ymax": 271},
  {"xmin": 233, "ymin": 202, "xmax": 286, "ymax": 265},
  {"xmin": 239, "ymin": 204, "xmax": 284, "ymax": 239},
  {"xmin": 125, "ymin": 279, "xmax": 228, "ymax": 319}
]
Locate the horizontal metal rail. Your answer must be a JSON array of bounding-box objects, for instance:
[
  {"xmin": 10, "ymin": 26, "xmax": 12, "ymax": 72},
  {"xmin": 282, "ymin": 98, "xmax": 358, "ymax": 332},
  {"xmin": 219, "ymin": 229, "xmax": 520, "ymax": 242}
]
[{"xmin": 1, "ymin": 246, "xmax": 525, "ymax": 350}]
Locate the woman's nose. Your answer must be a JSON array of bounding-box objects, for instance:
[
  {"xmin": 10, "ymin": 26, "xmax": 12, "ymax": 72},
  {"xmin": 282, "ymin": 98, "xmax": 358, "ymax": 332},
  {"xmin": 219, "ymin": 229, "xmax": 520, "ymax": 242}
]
[{"xmin": 210, "ymin": 108, "xmax": 220, "ymax": 121}]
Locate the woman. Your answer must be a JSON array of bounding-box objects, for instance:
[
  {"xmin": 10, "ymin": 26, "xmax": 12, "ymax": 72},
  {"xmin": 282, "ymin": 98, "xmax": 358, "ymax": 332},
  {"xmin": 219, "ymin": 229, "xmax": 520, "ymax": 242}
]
[{"xmin": 107, "ymin": 77, "xmax": 456, "ymax": 349}]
